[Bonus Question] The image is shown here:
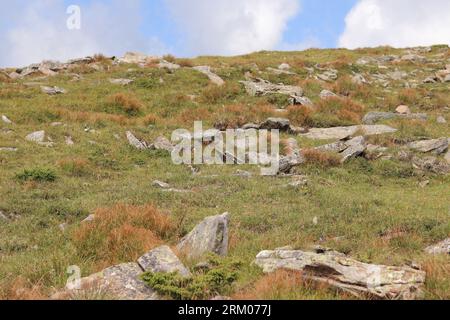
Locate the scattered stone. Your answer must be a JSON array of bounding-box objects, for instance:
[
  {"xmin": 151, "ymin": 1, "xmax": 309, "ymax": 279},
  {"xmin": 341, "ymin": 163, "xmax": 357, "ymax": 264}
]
[
  {"xmin": 59, "ymin": 223, "xmax": 68, "ymax": 232},
  {"xmin": 388, "ymin": 70, "xmax": 408, "ymax": 81},
  {"xmin": 177, "ymin": 213, "xmax": 230, "ymax": 259},
  {"xmin": 418, "ymin": 180, "xmax": 430, "ymax": 188},
  {"xmin": 319, "ymin": 90, "xmax": 338, "ymax": 99},
  {"xmin": 407, "ymin": 138, "xmax": 448, "ymax": 155},
  {"xmin": 351, "ymin": 74, "xmax": 368, "ymax": 85},
  {"xmin": 254, "ymin": 247, "xmax": 426, "ymax": 300},
  {"xmin": 364, "ymin": 144, "xmax": 388, "ymax": 160},
  {"xmin": 316, "ymin": 69, "xmax": 338, "ymax": 82},
  {"xmin": 240, "ymin": 78, "xmax": 303, "ymax": 97},
  {"xmin": 109, "ymin": 78, "xmax": 134, "ymax": 85},
  {"xmin": 151, "ymin": 136, "xmax": 174, "ymax": 153},
  {"xmin": 425, "ymin": 238, "xmax": 450, "ymax": 255},
  {"xmin": 423, "ymin": 76, "xmax": 438, "ymax": 84},
  {"xmin": 82, "ymin": 214, "xmax": 96, "ymax": 223},
  {"xmin": 152, "ymin": 180, "xmax": 171, "ymax": 189},
  {"xmin": 401, "ymin": 54, "xmax": 427, "ymax": 63},
  {"xmin": 126, "ymin": 131, "xmax": 148, "ymax": 150},
  {"xmin": 436, "ymin": 116, "xmax": 446, "ymax": 124},
  {"xmin": 363, "ymin": 112, "xmax": 427, "ymax": 124},
  {"xmin": 340, "ymin": 136, "xmax": 367, "ymax": 163},
  {"xmin": 158, "ymin": 60, "xmax": 181, "ymax": 71},
  {"xmin": 138, "ymin": 245, "xmax": 191, "ymax": 277},
  {"xmin": 288, "ymin": 175, "xmax": 308, "ymax": 188},
  {"xmin": 40, "ymin": 86, "xmax": 66, "ymax": 95},
  {"xmin": 412, "ymin": 156, "xmax": 450, "ymax": 174},
  {"xmin": 289, "ymin": 95, "xmax": 313, "ymax": 107},
  {"xmin": 65, "ymin": 136, "xmax": 74, "ymax": 146},
  {"xmin": 1, "ymin": 115, "xmax": 12, "ymax": 124},
  {"xmin": 193, "ymin": 66, "xmax": 224, "ymax": 86},
  {"xmin": 396, "ymin": 105, "xmax": 411, "ymax": 115},
  {"xmin": 300, "ymin": 125, "xmax": 397, "ymax": 140},
  {"xmin": 445, "ymin": 151, "xmax": 450, "ymax": 164},
  {"xmin": 26, "ymin": 130, "xmax": 45, "ymax": 143}
]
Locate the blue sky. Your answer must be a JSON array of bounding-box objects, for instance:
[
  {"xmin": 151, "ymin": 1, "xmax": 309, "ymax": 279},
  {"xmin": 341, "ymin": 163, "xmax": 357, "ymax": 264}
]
[{"xmin": 0, "ymin": 0, "xmax": 449, "ymax": 67}]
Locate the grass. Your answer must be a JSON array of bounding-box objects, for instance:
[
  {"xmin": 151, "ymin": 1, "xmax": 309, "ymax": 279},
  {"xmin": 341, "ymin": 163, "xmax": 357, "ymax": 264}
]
[{"xmin": 0, "ymin": 46, "xmax": 449, "ymax": 300}]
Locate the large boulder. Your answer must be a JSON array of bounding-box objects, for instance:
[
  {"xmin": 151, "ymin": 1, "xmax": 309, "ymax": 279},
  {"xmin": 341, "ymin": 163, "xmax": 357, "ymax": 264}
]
[
  {"xmin": 254, "ymin": 248, "xmax": 426, "ymax": 300},
  {"xmin": 177, "ymin": 213, "xmax": 230, "ymax": 259},
  {"xmin": 138, "ymin": 246, "xmax": 191, "ymax": 277}
]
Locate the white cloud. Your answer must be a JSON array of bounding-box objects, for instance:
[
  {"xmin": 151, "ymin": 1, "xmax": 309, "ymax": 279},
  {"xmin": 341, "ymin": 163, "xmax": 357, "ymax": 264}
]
[
  {"xmin": 0, "ymin": 0, "xmax": 167, "ymax": 67},
  {"xmin": 165, "ymin": 0, "xmax": 301, "ymax": 56},
  {"xmin": 339, "ymin": 0, "xmax": 450, "ymax": 49}
]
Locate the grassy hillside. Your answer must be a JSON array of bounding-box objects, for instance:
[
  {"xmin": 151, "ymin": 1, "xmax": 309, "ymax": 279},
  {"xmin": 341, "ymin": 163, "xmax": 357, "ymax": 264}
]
[{"xmin": 0, "ymin": 46, "xmax": 449, "ymax": 300}]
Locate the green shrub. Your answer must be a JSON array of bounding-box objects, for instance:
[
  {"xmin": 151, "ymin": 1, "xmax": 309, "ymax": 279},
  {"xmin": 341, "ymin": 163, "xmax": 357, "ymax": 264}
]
[
  {"xmin": 141, "ymin": 255, "xmax": 242, "ymax": 300},
  {"xmin": 16, "ymin": 168, "xmax": 57, "ymax": 182}
]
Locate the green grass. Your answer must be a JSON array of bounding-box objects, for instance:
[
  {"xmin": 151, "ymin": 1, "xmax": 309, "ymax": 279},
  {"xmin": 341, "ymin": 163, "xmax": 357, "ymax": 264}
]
[{"xmin": 0, "ymin": 46, "xmax": 449, "ymax": 300}]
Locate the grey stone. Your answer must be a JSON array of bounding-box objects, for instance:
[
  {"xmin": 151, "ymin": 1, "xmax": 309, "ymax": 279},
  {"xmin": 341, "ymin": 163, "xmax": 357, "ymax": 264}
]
[
  {"xmin": 289, "ymin": 95, "xmax": 313, "ymax": 107},
  {"xmin": 412, "ymin": 156, "xmax": 450, "ymax": 174},
  {"xmin": 319, "ymin": 90, "xmax": 338, "ymax": 99},
  {"xmin": 352, "ymin": 74, "xmax": 368, "ymax": 85},
  {"xmin": 300, "ymin": 125, "xmax": 397, "ymax": 140},
  {"xmin": 26, "ymin": 130, "xmax": 45, "ymax": 143},
  {"xmin": 437, "ymin": 116, "xmax": 447, "ymax": 124},
  {"xmin": 126, "ymin": 131, "xmax": 148, "ymax": 150},
  {"xmin": 40, "ymin": 86, "xmax": 66, "ymax": 95},
  {"xmin": 254, "ymin": 248, "xmax": 426, "ymax": 300},
  {"xmin": 340, "ymin": 136, "xmax": 367, "ymax": 163},
  {"xmin": 158, "ymin": 60, "xmax": 180, "ymax": 71},
  {"xmin": 425, "ymin": 238, "xmax": 450, "ymax": 255},
  {"xmin": 240, "ymin": 78, "xmax": 303, "ymax": 97},
  {"xmin": 138, "ymin": 245, "xmax": 191, "ymax": 277},
  {"xmin": 151, "ymin": 136, "xmax": 174, "ymax": 152},
  {"xmin": 118, "ymin": 52, "xmax": 157, "ymax": 65},
  {"xmin": 407, "ymin": 138, "xmax": 448, "ymax": 154},
  {"xmin": 363, "ymin": 112, "xmax": 428, "ymax": 124},
  {"xmin": 152, "ymin": 180, "xmax": 171, "ymax": 189},
  {"xmin": 193, "ymin": 66, "xmax": 225, "ymax": 86},
  {"xmin": 177, "ymin": 213, "xmax": 230, "ymax": 259},
  {"xmin": 109, "ymin": 78, "xmax": 134, "ymax": 85},
  {"xmin": 0, "ymin": 147, "xmax": 18, "ymax": 152},
  {"xmin": 1, "ymin": 115, "xmax": 12, "ymax": 124}
]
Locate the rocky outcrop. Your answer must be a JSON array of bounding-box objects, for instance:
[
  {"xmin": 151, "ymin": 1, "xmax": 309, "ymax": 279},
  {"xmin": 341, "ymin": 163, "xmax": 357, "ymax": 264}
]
[
  {"xmin": 407, "ymin": 138, "xmax": 448, "ymax": 155},
  {"xmin": 118, "ymin": 52, "xmax": 157, "ymax": 65},
  {"xmin": 240, "ymin": 78, "xmax": 303, "ymax": 97},
  {"xmin": 254, "ymin": 247, "xmax": 426, "ymax": 300},
  {"xmin": 177, "ymin": 213, "xmax": 230, "ymax": 259},
  {"xmin": 158, "ymin": 60, "xmax": 181, "ymax": 71},
  {"xmin": 193, "ymin": 66, "xmax": 225, "ymax": 86},
  {"xmin": 138, "ymin": 246, "xmax": 191, "ymax": 277}
]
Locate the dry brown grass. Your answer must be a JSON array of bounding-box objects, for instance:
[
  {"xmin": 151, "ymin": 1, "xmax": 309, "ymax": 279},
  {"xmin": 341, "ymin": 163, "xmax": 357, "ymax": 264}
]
[
  {"xmin": 0, "ymin": 277, "xmax": 47, "ymax": 300},
  {"xmin": 422, "ymin": 256, "xmax": 450, "ymax": 300},
  {"xmin": 315, "ymin": 97, "xmax": 365, "ymax": 125},
  {"xmin": 108, "ymin": 92, "xmax": 143, "ymax": 116},
  {"xmin": 302, "ymin": 149, "xmax": 342, "ymax": 167},
  {"xmin": 332, "ymin": 75, "xmax": 370, "ymax": 99},
  {"xmin": 287, "ymin": 105, "xmax": 314, "ymax": 127},
  {"xmin": 200, "ymin": 83, "xmax": 241, "ymax": 104},
  {"xmin": 213, "ymin": 103, "xmax": 278, "ymax": 129},
  {"xmin": 57, "ymin": 158, "xmax": 91, "ymax": 177},
  {"xmin": 141, "ymin": 113, "xmax": 160, "ymax": 126},
  {"xmin": 73, "ymin": 203, "xmax": 175, "ymax": 268},
  {"xmin": 163, "ymin": 54, "xmax": 177, "ymax": 63},
  {"xmin": 176, "ymin": 58, "xmax": 194, "ymax": 67}
]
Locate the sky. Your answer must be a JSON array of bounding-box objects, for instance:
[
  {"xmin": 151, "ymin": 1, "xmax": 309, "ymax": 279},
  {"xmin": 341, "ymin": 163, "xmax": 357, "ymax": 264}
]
[{"xmin": 0, "ymin": 0, "xmax": 449, "ymax": 67}]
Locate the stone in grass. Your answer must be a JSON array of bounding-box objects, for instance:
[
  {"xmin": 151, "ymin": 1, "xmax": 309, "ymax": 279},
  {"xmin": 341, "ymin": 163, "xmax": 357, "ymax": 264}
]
[
  {"xmin": 2, "ymin": 115, "xmax": 12, "ymax": 124},
  {"xmin": 26, "ymin": 131, "xmax": 45, "ymax": 143},
  {"xmin": 254, "ymin": 247, "xmax": 426, "ymax": 300},
  {"xmin": 396, "ymin": 105, "xmax": 411, "ymax": 115},
  {"xmin": 177, "ymin": 213, "xmax": 230, "ymax": 260},
  {"xmin": 424, "ymin": 238, "xmax": 450, "ymax": 255},
  {"xmin": 40, "ymin": 86, "xmax": 66, "ymax": 95},
  {"xmin": 152, "ymin": 180, "xmax": 171, "ymax": 189},
  {"xmin": 407, "ymin": 138, "xmax": 448, "ymax": 155},
  {"xmin": 126, "ymin": 131, "xmax": 148, "ymax": 150},
  {"xmin": 138, "ymin": 245, "xmax": 191, "ymax": 277}
]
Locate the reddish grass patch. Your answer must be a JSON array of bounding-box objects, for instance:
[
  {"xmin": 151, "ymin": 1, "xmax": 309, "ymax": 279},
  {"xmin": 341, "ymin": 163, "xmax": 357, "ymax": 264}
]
[{"xmin": 302, "ymin": 149, "xmax": 342, "ymax": 167}]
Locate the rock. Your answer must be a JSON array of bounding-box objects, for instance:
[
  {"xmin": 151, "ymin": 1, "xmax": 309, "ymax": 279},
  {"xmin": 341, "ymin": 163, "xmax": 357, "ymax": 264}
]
[
  {"xmin": 158, "ymin": 60, "xmax": 180, "ymax": 71},
  {"xmin": 240, "ymin": 78, "xmax": 303, "ymax": 97},
  {"xmin": 242, "ymin": 123, "xmax": 260, "ymax": 130},
  {"xmin": 362, "ymin": 112, "xmax": 427, "ymax": 124},
  {"xmin": 82, "ymin": 214, "xmax": 96, "ymax": 223},
  {"xmin": 289, "ymin": 95, "xmax": 313, "ymax": 107},
  {"xmin": 288, "ymin": 175, "xmax": 308, "ymax": 188},
  {"xmin": 177, "ymin": 213, "xmax": 230, "ymax": 259},
  {"xmin": 364, "ymin": 144, "xmax": 388, "ymax": 160},
  {"xmin": 407, "ymin": 138, "xmax": 448, "ymax": 155},
  {"xmin": 351, "ymin": 74, "xmax": 368, "ymax": 85},
  {"xmin": 444, "ymin": 74, "xmax": 450, "ymax": 82},
  {"xmin": 151, "ymin": 136, "xmax": 174, "ymax": 152},
  {"xmin": 445, "ymin": 151, "xmax": 450, "ymax": 164},
  {"xmin": 40, "ymin": 86, "xmax": 66, "ymax": 95},
  {"xmin": 0, "ymin": 147, "xmax": 18, "ymax": 152},
  {"xmin": 316, "ymin": 70, "xmax": 338, "ymax": 82},
  {"xmin": 126, "ymin": 131, "xmax": 148, "ymax": 150},
  {"xmin": 119, "ymin": 52, "xmax": 157, "ymax": 65},
  {"xmin": 423, "ymin": 76, "xmax": 438, "ymax": 84},
  {"xmin": 152, "ymin": 180, "xmax": 171, "ymax": 189},
  {"xmin": 1, "ymin": 115, "xmax": 12, "ymax": 124},
  {"xmin": 437, "ymin": 116, "xmax": 446, "ymax": 124},
  {"xmin": 259, "ymin": 118, "xmax": 291, "ymax": 131},
  {"xmin": 235, "ymin": 170, "xmax": 252, "ymax": 178},
  {"xmin": 300, "ymin": 125, "xmax": 397, "ymax": 140},
  {"xmin": 65, "ymin": 136, "xmax": 74, "ymax": 146},
  {"xmin": 193, "ymin": 66, "xmax": 224, "ymax": 86},
  {"xmin": 254, "ymin": 248, "xmax": 426, "ymax": 300},
  {"xmin": 26, "ymin": 131, "xmax": 45, "ymax": 143},
  {"xmin": 138, "ymin": 245, "xmax": 191, "ymax": 277},
  {"xmin": 388, "ymin": 70, "xmax": 408, "ymax": 81},
  {"xmin": 267, "ymin": 67, "xmax": 295, "ymax": 75},
  {"xmin": 396, "ymin": 105, "xmax": 411, "ymax": 115},
  {"xmin": 412, "ymin": 156, "xmax": 450, "ymax": 174},
  {"xmin": 425, "ymin": 238, "xmax": 450, "ymax": 255},
  {"xmin": 340, "ymin": 136, "xmax": 367, "ymax": 163},
  {"xmin": 401, "ymin": 54, "xmax": 427, "ymax": 63},
  {"xmin": 278, "ymin": 63, "xmax": 291, "ymax": 71},
  {"xmin": 319, "ymin": 90, "xmax": 338, "ymax": 99},
  {"xmin": 109, "ymin": 78, "xmax": 134, "ymax": 85}
]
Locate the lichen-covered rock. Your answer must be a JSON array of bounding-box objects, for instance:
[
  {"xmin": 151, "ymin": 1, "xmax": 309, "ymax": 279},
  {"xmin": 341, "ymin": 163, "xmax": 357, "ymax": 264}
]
[
  {"xmin": 126, "ymin": 131, "xmax": 148, "ymax": 150},
  {"xmin": 425, "ymin": 238, "xmax": 450, "ymax": 255},
  {"xmin": 138, "ymin": 245, "xmax": 191, "ymax": 277},
  {"xmin": 240, "ymin": 78, "xmax": 303, "ymax": 97},
  {"xmin": 254, "ymin": 248, "xmax": 426, "ymax": 300},
  {"xmin": 300, "ymin": 125, "xmax": 397, "ymax": 140},
  {"xmin": 177, "ymin": 213, "xmax": 230, "ymax": 259},
  {"xmin": 26, "ymin": 130, "xmax": 46, "ymax": 143}
]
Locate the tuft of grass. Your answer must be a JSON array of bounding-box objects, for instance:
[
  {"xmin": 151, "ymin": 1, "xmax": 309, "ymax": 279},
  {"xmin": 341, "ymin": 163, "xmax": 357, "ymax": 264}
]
[
  {"xmin": 72, "ymin": 203, "xmax": 175, "ymax": 267},
  {"xmin": 16, "ymin": 168, "xmax": 57, "ymax": 183},
  {"xmin": 107, "ymin": 93, "xmax": 143, "ymax": 116},
  {"xmin": 57, "ymin": 158, "xmax": 91, "ymax": 177},
  {"xmin": 302, "ymin": 149, "xmax": 342, "ymax": 168},
  {"xmin": 200, "ymin": 83, "xmax": 242, "ymax": 104},
  {"xmin": 142, "ymin": 255, "xmax": 242, "ymax": 300},
  {"xmin": 312, "ymin": 97, "xmax": 365, "ymax": 127}
]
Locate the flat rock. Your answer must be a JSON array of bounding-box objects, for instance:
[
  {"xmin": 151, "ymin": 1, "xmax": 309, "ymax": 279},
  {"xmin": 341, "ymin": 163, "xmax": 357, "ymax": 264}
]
[
  {"xmin": 425, "ymin": 238, "xmax": 450, "ymax": 255},
  {"xmin": 363, "ymin": 112, "xmax": 427, "ymax": 124},
  {"xmin": 339, "ymin": 136, "xmax": 367, "ymax": 163},
  {"xmin": 412, "ymin": 156, "xmax": 450, "ymax": 175},
  {"xmin": 118, "ymin": 52, "xmax": 157, "ymax": 65},
  {"xmin": 259, "ymin": 118, "xmax": 291, "ymax": 131},
  {"xmin": 177, "ymin": 213, "xmax": 230, "ymax": 260},
  {"xmin": 300, "ymin": 125, "xmax": 397, "ymax": 140},
  {"xmin": 109, "ymin": 78, "xmax": 134, "ymax": 85},
  {"xmin": 396, "ymin": 105, "xmax": 411, "ymax": 115},
  {"xmin": 158, "ymin": 60, "xmax": 180, "ymax": 71},
  {"xmin": 41, "ymin": 86, "xmax": 66, "ymax": 95},
  {"xmin": 193, "ymin": 66, "xmax": 224, "ymax": 86},
  {"xmin": 319, "ymin": 90, "xmax": 338, "ymax": 99},
  {"xmin": 152, "ymin": 180, "xmax": 171, "ymax": 189},
  {"xmin": 151, "ymin": 136, "xmax": 174, "ymax": 152},
  {"xmin": 254, "ymin": 248, "xmax": 426, "ymax": 300},
  {"xmin": 26, "ymin": 130, "xmax": 45, "ymax": 143},
  {"xmin": 138, "ymin": 245, "xmax": 191, "ymax": 277},
  {"xmin": 407, "ymin": 138, "xmax": 448, "ymax": 154},
  {"xmin": 1, "ymin": 115, "xmax": 12, "ymax": 124},
  {"xmin": 0, "ymin": 147, "xmax": 18, "ymax": 152}
]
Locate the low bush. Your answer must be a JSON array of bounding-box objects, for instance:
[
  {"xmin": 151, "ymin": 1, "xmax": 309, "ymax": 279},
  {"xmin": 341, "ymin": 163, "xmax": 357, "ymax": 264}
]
[{"xmin": 16, "ymin": 168, "xmax": 57, "ymax": 182}]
